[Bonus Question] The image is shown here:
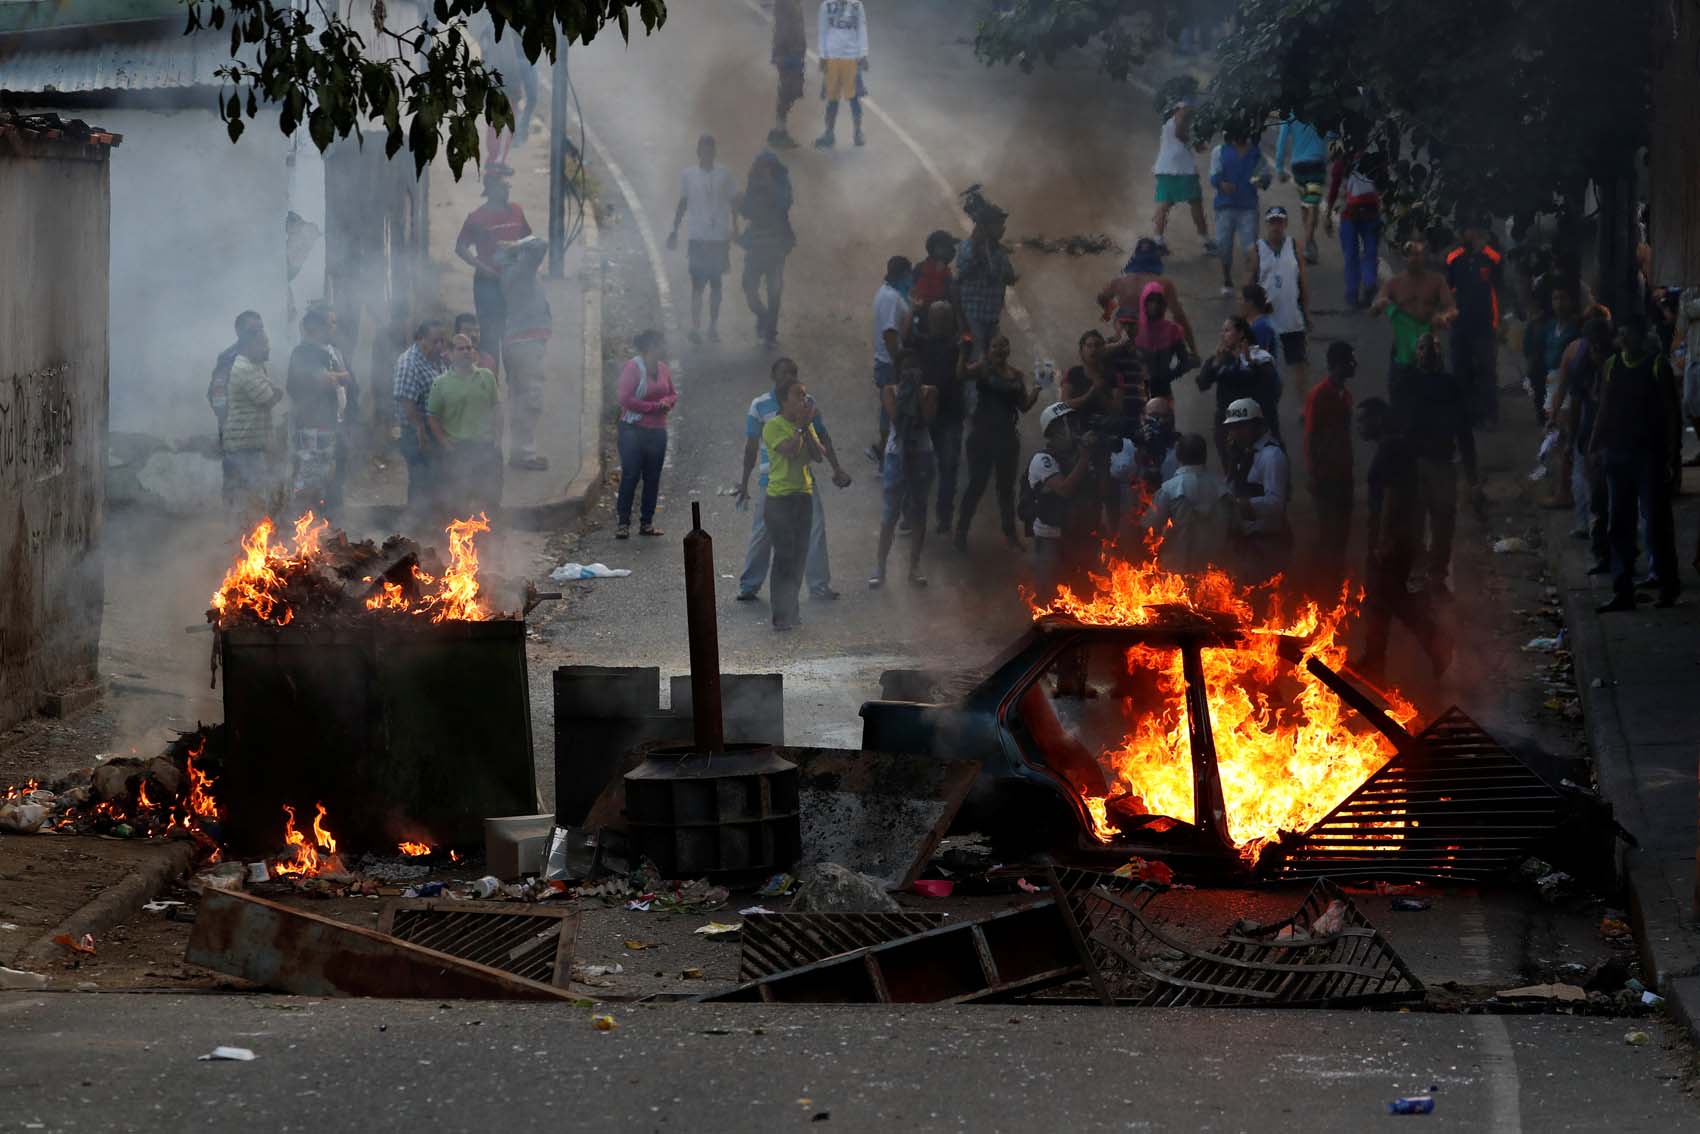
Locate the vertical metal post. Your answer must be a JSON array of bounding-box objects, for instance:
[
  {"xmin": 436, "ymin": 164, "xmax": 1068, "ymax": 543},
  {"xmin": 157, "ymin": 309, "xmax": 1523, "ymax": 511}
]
[
  {"xmin": 547, "ymin": 44, "xmax": 568, "ymax": 278},
  {"xmin": 683, "ymin": 502, "xmax": 725, "ymax": 753}
]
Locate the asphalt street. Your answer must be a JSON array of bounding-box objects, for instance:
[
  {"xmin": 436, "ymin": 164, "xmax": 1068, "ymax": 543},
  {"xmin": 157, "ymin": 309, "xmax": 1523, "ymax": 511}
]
[{"xmin": 3, "ymin": 993, "xmax": 1695, "ymax": 1132}]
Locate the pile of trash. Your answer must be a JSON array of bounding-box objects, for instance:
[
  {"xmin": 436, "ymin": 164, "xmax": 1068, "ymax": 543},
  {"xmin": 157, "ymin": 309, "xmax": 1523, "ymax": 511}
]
[{"xmin": 1015, "ymin": 233, "xmax": 1122, "ymax": 256}]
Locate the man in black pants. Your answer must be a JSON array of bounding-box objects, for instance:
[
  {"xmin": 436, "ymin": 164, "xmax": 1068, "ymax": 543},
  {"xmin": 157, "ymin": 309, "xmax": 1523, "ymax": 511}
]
[
  {"xmin": 1590, "ymin": 318, "xmax": 1682, "ymax": 612},
  {"xmin": 1444, "ymin": 218, "xmax": 1505, "ymax": 426},
  {"xmin": 953, "ymin": 334, "xmax": 1040, "ymax": 551}
]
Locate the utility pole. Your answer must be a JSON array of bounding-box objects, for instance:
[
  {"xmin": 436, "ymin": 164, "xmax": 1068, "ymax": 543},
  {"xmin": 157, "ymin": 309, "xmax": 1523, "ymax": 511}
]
[{"xmin": 548, "ymin": 44, "xmax": 568, "ymax": 278}]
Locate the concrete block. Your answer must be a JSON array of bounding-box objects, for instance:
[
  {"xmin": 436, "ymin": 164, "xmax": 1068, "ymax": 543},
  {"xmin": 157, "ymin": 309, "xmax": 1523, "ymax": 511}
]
[
  {"xmin": 37, "ymin": 681, "xmax": 106, "ymax": 719},
  {"xmin": 485, "ymin": 813, "xmax": 555, "ymax": 880}
]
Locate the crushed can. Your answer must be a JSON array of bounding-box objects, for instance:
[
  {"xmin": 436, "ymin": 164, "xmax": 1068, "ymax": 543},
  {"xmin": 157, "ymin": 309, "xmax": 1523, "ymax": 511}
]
[{"xmin": 1387, "ymin": 1096, "xmax": 1435, "ymax": 1116}]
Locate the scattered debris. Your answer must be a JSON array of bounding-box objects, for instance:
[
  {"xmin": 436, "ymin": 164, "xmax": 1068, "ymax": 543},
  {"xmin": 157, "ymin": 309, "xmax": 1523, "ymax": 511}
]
[
  {"xmin": 910, "ymin": 879, "xmax": 953, "ymax": 899},
  {"xmin": 1391, "ymin": 897, "xmax": 1431, "ymax": 912},
  {"xmin": 1015, "ymin": 233, "xmax": 1122, "ymax": 256},
  {"xmin": 790, "ymin": 750, "xmax": 980, "ymax": 890},
  {"xmin": 1496, "ymin": 983, "xmax": 1587, "ymax": 1003},
  {"xmin": 142, "ymin": 900, "xmax": 187, "ymax": 913},
  {"xmin": 197, "ymin": 1046, "xmax": 257, "ymax": 1062},
  {"xmin": 549, "ymin": 562, "xmax": 631, "ymax": 581},
  {"xmin": 623, "ymin": 939, "xmax": 659, "ymax": 951},
  {"xmin": 1523, "ymin": 636, "xmax": 1564, "ymax": 652},
  {"xmin": 52, "ymin": 933, "xmax": 96, "ymax": 956},
  {"xmin": 793, "ymin": 863, "xmax": 902, "ymax": 914},
  {"xmin": 1387, "ymin": 1096, "xmax": 1435, "ymax": 1115},
  {"xmin": 592, "ymin": 1014, "xmax": 618, "ymax": 1031},
  {"xmin": 1493, "ymin": 537, "xmax": 1531, "ymax": 554},
  {"xmin": 1600, "ymin": 917, "xmax": 1632, "ymax": 941},
  {"xmin": 695, "ymin": 922, "xmax": 743, "ymax": 940},
  {"xmin": 1625, "ymin": 1030, "xmax": 1651, "ymax": 1046}
]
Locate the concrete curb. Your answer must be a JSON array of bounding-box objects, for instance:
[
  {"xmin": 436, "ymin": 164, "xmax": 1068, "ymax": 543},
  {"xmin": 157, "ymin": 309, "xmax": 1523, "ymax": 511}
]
[
  {"xmin": 1544, "ymin": 509, "xmax": 1700, "ymax": 1042},
  {"xmin": 15, "ymin": 839, "xmax": 195, "ymax": 973}
]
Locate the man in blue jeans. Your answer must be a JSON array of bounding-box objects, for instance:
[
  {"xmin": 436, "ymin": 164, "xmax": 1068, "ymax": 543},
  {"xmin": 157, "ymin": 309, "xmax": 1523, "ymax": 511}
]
[
  {"xmin": 736, "ymin": 357, "xmax": 853, "ymax": 601},
  {"xmin": 1209, "ymin": 127, "xmax": 1269, "ymax": 297}
]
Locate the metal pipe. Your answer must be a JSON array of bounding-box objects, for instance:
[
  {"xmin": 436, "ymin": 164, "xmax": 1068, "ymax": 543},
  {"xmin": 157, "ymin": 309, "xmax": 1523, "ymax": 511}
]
[
  {"xmin": 1180, "ymin": 642, "xmax": 1233, "ymax": 855},
  {"xmin": 548, "ymin": 45, "xmax": 568, "ymax": 278},
  {"xmin": 1303, "ymin": 657, "xmax": 1419, "ymax": 756},
  {"xmin": 682, "ymin": 501, "xmax": 724, "ymax": 753}
]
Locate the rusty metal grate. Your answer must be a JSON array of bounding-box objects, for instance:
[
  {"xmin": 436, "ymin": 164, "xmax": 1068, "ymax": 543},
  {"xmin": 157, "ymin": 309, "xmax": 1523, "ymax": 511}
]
[
  {"xmin": 377, "ymin": 901, "xmax": 579, "ymax": 988},
  {"xmin": 1085, "ymin": 879, "xmax": 1424, "ymax": 1008},
  {"xmin": 1261, "ymin": 706, "xmax": 1566, "ymax": 881},
  {"xmin": 738, "ymin": 912, "xmax": 951, "ymax": 980}
]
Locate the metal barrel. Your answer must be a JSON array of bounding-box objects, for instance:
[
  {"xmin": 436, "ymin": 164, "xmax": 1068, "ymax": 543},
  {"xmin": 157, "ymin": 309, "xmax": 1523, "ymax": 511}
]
[{"xmin": 683, "ymin": 501, "xmax": 724, "ymax": 753}]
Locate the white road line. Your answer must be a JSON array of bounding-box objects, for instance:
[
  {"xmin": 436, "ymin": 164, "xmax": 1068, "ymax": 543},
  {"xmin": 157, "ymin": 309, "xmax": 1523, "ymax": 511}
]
[
  {"xmin": 583, "ymin": 120, "xmax": 682, "ymax": 469},
  {"xmin": 1461, "ymin": 901, "xmax": 1524, "ymax": 1134},
  {"xmin": 736, "ymin": 0, "xmax": 1047, "ymax": 359}
]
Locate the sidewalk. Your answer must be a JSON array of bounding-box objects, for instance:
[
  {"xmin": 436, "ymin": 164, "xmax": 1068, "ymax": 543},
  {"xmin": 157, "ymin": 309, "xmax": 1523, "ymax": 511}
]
[{"xmin": 1544, "ymin": 458, "xmax": 1700, "ymax": 1033}]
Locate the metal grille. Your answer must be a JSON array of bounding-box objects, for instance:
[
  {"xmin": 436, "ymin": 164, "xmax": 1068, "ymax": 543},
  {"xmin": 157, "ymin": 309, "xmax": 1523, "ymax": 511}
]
[
  {"xmin": 1262, "ymin": 707, "xmax": 1566, "ymax": 881},
  {"xmin": 738, "ymin": 912, "xmax": 951, "ymax": 980},
  {"xmin": 377, "ymin": 902, "xmax": 579, "ymax": 988},
  {"xmin": 1088, "ymin": 879, "xmax": 1424, "ymax": 1008}
]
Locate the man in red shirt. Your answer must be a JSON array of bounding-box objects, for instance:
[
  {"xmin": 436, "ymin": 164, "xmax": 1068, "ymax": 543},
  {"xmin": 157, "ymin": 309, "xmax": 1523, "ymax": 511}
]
[
  {"xmin": 1304, "ymin": 340, "xmax": 1356, "ymax": 594},
  {"xmin": 454, "ymin": 163, "xmax": 532, "ymax": 373}
]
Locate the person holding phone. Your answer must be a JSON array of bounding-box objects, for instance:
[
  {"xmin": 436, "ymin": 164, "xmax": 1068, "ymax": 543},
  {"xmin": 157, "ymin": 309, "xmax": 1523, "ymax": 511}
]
[{"xmin": 614, "ymin": 329, "xmax": 676, "ymax": 539}]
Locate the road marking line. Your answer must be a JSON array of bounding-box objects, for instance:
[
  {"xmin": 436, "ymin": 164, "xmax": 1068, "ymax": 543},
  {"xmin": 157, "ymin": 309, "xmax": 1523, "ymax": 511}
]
[
  {"xmin": 583, "ymin": 120, "xmax": 682, "ymax": 470},
  {"xmin": 1461, "ymin": 901, "xmax": 1523, "ymax": 1134},
  {"xmin": 735, "ymin": 0, "xmax": 1047, "ymax": 360}
]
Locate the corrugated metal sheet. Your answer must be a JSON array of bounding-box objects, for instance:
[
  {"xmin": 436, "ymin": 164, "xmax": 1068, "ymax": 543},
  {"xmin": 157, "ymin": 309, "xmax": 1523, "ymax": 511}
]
[{"xmin": 0, "ymin": 31, "xmax": 242, "ymax": 94}]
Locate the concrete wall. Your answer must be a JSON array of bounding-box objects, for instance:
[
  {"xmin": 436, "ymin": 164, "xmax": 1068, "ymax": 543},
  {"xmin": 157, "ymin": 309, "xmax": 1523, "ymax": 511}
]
[{"xmin": 0, "ymin": 138, "xmax": 111, "ymax": 732}]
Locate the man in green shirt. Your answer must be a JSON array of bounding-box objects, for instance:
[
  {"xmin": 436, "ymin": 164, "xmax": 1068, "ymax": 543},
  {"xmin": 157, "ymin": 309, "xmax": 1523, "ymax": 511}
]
[
  {"xmin": 762, "ymin": 374, "xmax": 824, "ymax": 630},
  {"xmin": 428, "ymin": 334, "xmax": 503, "ymax": 515}
]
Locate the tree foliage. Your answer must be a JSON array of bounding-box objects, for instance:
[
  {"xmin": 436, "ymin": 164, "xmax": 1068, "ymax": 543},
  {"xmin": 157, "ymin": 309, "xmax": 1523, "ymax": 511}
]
[
  {"xmin": 973, "ymin": 0, "xmax": 1653, "ymax": 238},
  {"xmin": 184, "ymin": 0, "xmax": 667, "ymax": 177}
]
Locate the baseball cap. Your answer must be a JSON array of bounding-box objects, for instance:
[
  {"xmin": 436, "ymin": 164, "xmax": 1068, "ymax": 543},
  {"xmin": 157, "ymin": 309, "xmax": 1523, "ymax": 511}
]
[
  {"xmin": 1222, "ymin": 397, "xmax": 1263, "ymax": 425},
  {"xmin": 1264, "ymin": 206, "xmax": 1289, "ymax": 222}
]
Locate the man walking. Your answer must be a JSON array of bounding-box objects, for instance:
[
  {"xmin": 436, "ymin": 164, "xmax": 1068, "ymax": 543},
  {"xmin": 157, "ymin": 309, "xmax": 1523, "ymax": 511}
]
[
  {"xmin": 954, "ymin": 188, "xmax": 1017, "ymax": 358},
  {"xmin": 871, "ymin": 355, "xmax": 938, "ymax": 588},
  {"xmin": 1208, "ymin": 127, "xmax": 1269, "ymax": 297},
  {"xmin": 393, "ymin": 319, "xmax": 450, "ymax": 519},
  {"xmin": 286, "ymin": 306, "xmax": 357, "ymax": 518},
  {"xmin": 869, "ymin": 255, "xmax": 914, "ymax": 460},
  {"xmin": 1356, "ymin": 397, "xmax": 1452, "ymax": 681},
  {"xmin": 1590, "ymin": 318, "xmax": 1682, "ymax": 612},
  {"xmin": 736, "ymin": 358, "xmax": 851, "ymax": 602},
  {"xmin": 454, "ymin": 164, "xmax": 530, "ymax": 372},
  {"xmin": 1246, "ymin": 206, "xmax": 1312, "ymax": 399},
  {"xmin": 738, "ymin": 150, "xmax": 796, "ymax": 348},
  {"xmin": 1407, "ymin": 333, "xmax": 1480, "ymax": 595},
  {"xmin": 1371, "ymin": 241, "xmax": 1456, "ymax": 406},
  {"xmin": 1326, "ymin": 149, "xmax": 1383, "ymax": 308},
  {"xmin": 815, "ymin": 0, "xmax": 870, "ymax": 149},
  {"xmin": 1274, "ymin": 117, "xmax": 1327, "ymax": 264},
  {"xmin": 763, "ymin": 375, "xmax": 828, "ymax": 631},
  {"xmin": 768, "ymin": 0, "xmax": 806, "ymax": 148},
  {"xmin": 1151, "ymin": 97, "xmax": 1215, "ymax": 256},
  {"xmin": 498, "ymin": 235, "xmax": 552, "ymax": 471},
  {"xmin": 666, "ymin": 134, "xmax": 737, "ymax": 344},
  {"xmin": 1304, "ymin": 341, "xmax": 1355, "ymax": 592},
  {"xmin": 1444, "ymin": 219, "xmax": 1506, "ymax": 426}
]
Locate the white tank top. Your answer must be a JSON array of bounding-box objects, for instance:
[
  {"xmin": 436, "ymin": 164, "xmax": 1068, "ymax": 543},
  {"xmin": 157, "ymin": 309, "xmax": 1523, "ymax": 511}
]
[
  {"xmin": 1257, "ymin": 238, "xmax": 1304, "ymax": 334},
  {"xmin": 1153, "ymin": 116, "xmax": 1196, "ymax": 177}
]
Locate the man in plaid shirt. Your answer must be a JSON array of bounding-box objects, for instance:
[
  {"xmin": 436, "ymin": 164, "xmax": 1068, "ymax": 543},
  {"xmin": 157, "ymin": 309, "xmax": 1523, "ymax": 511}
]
[
  {"xmin": 393, "ymin": 319, "xmax": 450, "ymax": 516},
  {"xmin": 952, "ymin": 189, "xmax": 1017, "ymax": 360}
]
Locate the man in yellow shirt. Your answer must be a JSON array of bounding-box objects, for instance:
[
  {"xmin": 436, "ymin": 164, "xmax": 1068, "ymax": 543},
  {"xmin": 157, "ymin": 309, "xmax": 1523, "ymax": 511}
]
[{"xmin": 762, "ymin": 374, "xmax": 825, "ymax": 630}]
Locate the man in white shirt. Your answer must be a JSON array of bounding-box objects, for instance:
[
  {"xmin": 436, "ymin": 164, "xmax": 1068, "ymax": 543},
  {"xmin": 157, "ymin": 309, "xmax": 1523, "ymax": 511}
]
[
  {"xmin": 1151, "ymin": 98, "xmax": 1215, "ymax": 255},
  {"xmin": 1222, "ymin": 397, "xmax": 1291, "ymax": 584},
  {"xmin": 666, "ymin": 134, "xmax": 737, "ymax": 344},
  {"xmin": 867, "ymin": 255, "xmax": 913, "ymax": 463},
  {"xmin": 1245, "ymin": 206, "xmax": 1312, "ymax": 398},
  {"xmin": 815, "ymin": 0, "xmax": 870, "ymax": 149},
  {"xmin": 1145, "ymin": 433, "xmax": 1230, "ymax": 574}
]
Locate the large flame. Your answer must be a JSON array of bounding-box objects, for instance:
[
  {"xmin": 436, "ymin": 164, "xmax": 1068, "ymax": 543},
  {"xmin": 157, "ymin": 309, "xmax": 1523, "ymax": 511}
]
[
  {"xmin": 273, "ymin": 802, "xmax": 341, "ymax": 877},
  {"xmin": 183, "ymin": 739, "xmax": 220, "ymax": 820},
  {"xmin": 1031, "ymin": 557, "xmax": 1417, "ymax": 861},
  {"xmin": 420, "ymin": 514, "xmax": 490, "ymax": 623},
  {"xmin": 210, "ymin": 512, "xmax": 330, "ymax": 625}
]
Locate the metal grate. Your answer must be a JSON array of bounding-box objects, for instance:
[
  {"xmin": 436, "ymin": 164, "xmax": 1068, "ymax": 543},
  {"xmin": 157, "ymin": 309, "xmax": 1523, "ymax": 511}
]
[
  {"xmin": 1261, "ymin": 707, "xmax": 1567, "ymax": 881},
  {"xmin": 739, "ymin": 912, "xmax": 951, "ymax": 980},
  {"xmin": 377, "ymin": 901, "xmax": 579, "ymax": 988},
  {"xmin": 1087, "ymin": 880, "xmax": 1425, "ymax": 1008}
]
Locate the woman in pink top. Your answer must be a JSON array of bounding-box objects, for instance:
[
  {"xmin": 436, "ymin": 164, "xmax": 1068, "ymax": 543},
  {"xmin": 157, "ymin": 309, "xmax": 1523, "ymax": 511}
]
[{"xmin": 615, "ymin": 329, "xmax": 677, "ymax": 538}]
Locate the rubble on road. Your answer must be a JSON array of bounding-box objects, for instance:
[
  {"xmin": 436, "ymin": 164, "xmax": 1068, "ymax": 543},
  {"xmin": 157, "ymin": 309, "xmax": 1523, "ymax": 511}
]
[{"xmin": 1015, "ymin": 233, "xmax": 1123, "ymax": 256}]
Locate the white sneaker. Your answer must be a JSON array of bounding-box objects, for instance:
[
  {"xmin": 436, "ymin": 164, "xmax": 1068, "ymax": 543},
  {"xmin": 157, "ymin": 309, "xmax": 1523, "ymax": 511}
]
[{"xmin": 1219, "ymin": 285, "xmax": 1236, "ymax": 298}]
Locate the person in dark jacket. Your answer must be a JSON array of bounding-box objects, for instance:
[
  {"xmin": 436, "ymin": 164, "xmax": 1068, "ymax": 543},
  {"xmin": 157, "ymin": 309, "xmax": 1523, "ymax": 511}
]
[
  {"xmin": 1197, "ymin": 316, "xmax": 1280, "ymax": 472},
  {"xmin": 1444, "ymin": 219, "xmax": 1506, "ymax": 426},
  {"xmin": 738, "ymin": 151, "xmax": 796, "ymax": 348},
  {"xmin": 1589, "ymin": 317, "xmax": 1682, "ymax": 611}
]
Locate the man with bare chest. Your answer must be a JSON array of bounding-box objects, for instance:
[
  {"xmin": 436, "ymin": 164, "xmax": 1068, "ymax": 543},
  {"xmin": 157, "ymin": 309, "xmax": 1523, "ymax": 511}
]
[{"xmin": 1371, "ymin": 241, "xmax": 1456, "ymax": 403}]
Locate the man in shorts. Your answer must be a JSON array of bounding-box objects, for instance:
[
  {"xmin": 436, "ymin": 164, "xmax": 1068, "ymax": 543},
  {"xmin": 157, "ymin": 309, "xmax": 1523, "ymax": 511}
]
[
  {"xmin": 666, "ymin": 134, "xmax": 737, "ymax": 344},
  {"xmin": 1275, "ymin": 117, "xmax": 1327, "ymax": 264},
  {"xmin": 1246, "ymin": 206, "xmax": 1312, "ymax": 399},
  {"xmin": 1151, "ymin": 98, "xmax": 1215, "ymax": 256},
  {"xmin": 768, "ymin": 0, "xmax": 806, "ymax": 148},
  {"xmin": 815, "ymin": 0, "xmax": 869, "ymax": 149}
]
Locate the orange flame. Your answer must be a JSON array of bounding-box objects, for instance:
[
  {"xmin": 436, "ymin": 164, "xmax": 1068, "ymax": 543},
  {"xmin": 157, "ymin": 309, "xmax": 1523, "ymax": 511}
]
[
  {"xmin": 137, "ymin": 781, "xmax": 154, "ymax": 810},
  {"xmin": 273, "ymin": 802, "xmax": 339, "ymax": 877},
  {"xmin": 1031, "ymin": 556, "xmax": 1417, "ymax": 861},
  {"xmin": 397, "ymin": 840, "xmax": 432, "ymax": 857},
  {"xmin": 184, "ymin": 740, "xmax": 219, "ymax": 820},
  {"xmin": 421, "ymin": 515, "xmax": 490, "ymax": 623},
  {"xmin": 210, "ymin": 511, "xmax": 330, "ymax": 624}
]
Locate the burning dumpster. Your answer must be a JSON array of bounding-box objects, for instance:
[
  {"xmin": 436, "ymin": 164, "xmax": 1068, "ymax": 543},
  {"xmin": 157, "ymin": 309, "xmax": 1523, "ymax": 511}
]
[{"xmin": 207, "ymin": 513, "xmax": 538, "ymax": 854}]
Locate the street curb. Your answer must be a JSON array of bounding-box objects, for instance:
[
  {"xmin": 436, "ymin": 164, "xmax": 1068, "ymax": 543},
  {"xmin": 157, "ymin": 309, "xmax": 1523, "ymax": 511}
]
[
  {"xmin": 15, "ymin": 839, "xmax": 195, "ymax": 973},
  {"xmin": 1543, "ymin": 510, "xmax": 1700, "ymax": 1040}
]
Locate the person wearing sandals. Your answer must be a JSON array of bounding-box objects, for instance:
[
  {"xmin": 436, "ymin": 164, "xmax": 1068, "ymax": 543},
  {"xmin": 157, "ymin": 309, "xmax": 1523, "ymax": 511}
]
[{"xmin": 615, "ymin": 330, "xmax": 677, "ymax": 539}]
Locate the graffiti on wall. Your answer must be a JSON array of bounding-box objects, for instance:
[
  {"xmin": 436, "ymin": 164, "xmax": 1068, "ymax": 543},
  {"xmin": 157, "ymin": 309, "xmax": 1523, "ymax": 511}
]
[{"xmin": 0, "ymin": 364, "xmax": 76, "ymax": 486}]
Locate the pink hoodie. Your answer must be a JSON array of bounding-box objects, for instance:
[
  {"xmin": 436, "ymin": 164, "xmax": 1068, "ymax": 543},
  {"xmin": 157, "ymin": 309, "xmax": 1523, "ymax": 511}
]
[{"xmin": 1133, "ymin": 280, "xmax": 1185, "ymax": 353}]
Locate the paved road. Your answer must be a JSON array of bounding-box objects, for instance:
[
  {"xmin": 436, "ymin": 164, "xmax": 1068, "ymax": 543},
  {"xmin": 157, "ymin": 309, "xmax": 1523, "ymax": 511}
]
[{"xmin": 4, "ymin": 992, "xmax": 1695, "ymax": 1132}]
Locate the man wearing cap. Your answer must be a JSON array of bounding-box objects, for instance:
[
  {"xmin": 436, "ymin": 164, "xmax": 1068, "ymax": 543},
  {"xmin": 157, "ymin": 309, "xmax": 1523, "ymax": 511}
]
[
  {"xmin": 1097, "ymin": 238, "xmax": 1196, "ymax": 356},
  {"xmin": 1222, "ymin": 396, "xmax": 1291, "ymax": 584},
  {"xmin": 454, "ymin": 163, "xmax": 532, "ymax": 373},
  {"xmin": 1444, "ymin": 219, "xmax": 1506, "ymax": 426},
  {"xmin": 1028, "ymin": 402, "xmax": 1104, "ymax": 598},
  {"xmin": 1246, "ymin": 206, "xmax": 1312, "ymax": 400},
  {"xmin": 667, "ymin": 134, "xmax": 738, "ymax": 345}
]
